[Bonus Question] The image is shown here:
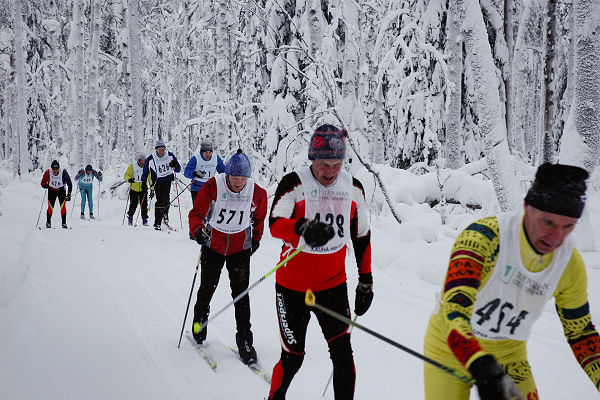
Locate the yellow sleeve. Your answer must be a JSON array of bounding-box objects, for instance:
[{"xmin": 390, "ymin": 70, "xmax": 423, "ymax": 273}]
[
  {"xmin": 555, "ymin": 249, "xmax": 600, "ymax": 391},
  {"xmin": 124, "ymin": 164, "xmax": 134, "ymax": 181},
  {"xmin": 440, "ymin": 216, "xmax": 499, "ymax": 368}
]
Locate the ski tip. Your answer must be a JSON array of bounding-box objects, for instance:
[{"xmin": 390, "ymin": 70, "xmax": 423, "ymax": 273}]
[{"xmin": 305, "ymin": 289, "xmax": 315, "ymax": 307}]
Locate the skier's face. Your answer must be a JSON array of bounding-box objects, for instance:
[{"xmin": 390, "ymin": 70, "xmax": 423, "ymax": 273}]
[
  {"xmin": 201, "ymin": 150, "xmax": 213, "ymax": 160},
  {"xmin": 138, "ymin": 158, "xmax": 146, "ymax": 167},
  {"xmin": 51, "ymin": 167, "xmax": 59, "ymax": 176},
  {"xmin": 311, "ymin": 159, "xmax": 343, "ymax": 187},
  {"xmin": 523, "ymin": 204, "xmax": 578, "ymax": 254},
  {"xmin": 227, "ymin": 175, "xmax": 248, "ymax": 193},
  {"xmin": 156, "ymin": 147, "xmax": 166, "ymax": 157}
]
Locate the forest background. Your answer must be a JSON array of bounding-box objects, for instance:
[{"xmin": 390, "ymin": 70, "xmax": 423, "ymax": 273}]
[{"xmin": 1, "ymin": 0, "xmax": 599, "ymax": 218}]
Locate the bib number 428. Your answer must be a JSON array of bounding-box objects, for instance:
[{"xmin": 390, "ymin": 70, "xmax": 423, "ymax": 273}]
[{"xmin": 474, "ymin": 298, "xmax": 529, "ymax": 335}]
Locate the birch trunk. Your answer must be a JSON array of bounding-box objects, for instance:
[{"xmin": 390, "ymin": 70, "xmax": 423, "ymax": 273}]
[
  {"xmin": 572, "ymin": 0, "xmax": 600, "ymax": 173},
  {"xmin": 542, "ymin": 0, "xmax": 557, "ymax": 163},
  {"xmin": 87, "ymin": 0, "xmax": 101, "ymax": 166},
  {"xmin": 504, "ymin": 0, "xmax": 515, "ymax": 153},
  {"xmin": 460, "ymin": 0, "xmax": 520, "ymax": 211},
  {"xmin": 72, "ymin": 0, "xmax": 85, "ymax": 167},
  {"xmin": 445, "ymin": 0, "xmax": 463, "ymax": 169},
  {"xmin": 12, "ymin": 0, "xmax": 30, "ymax": 173},
  {"xmin": 126, "ymin": 0, "xmax": 144, "ymax": 153}
]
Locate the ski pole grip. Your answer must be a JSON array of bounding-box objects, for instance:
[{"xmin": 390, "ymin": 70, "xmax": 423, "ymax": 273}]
[{"xmin": 305, "ymin": 289, "xmax": 316, "ymax": 307}]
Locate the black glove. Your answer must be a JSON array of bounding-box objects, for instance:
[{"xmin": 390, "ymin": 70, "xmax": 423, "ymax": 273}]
[
  {"xmin": 251, "ymin": 240, "xmax": 260, "ymax": 255},
  {"xmin": 128, "ymin": 177, "xmax": 135, "ymax": 183},
  {"xmin": 149, "ymin": 190, "xmax": 155, "ymax": 199},
  {"xmin": 354, "ymin": 273, "xmax": 374, "ymax": 316},
  {"xmin": 97, "ymin": 171, "xmax": 103, "ymax": 182},
  {"xmin": 169, "ymin": 159, "xmax": 178, "ymax": 168},
  {"xmin": 42, "ymin": 183, "xmax": 49, "ymax": 189},
  {"xmin": 65, "ymin": 194, "xmax": 71, "ymax": 201},
  {"xmin": 194, "ymin": 227, "xmax": 211, "ymax": 246},
  {"xmin": 469, "ymin": 355, "xmax": 525, "ymax": 400},
  {"xmin": 294, "ymin": 218, "xmax": 335, "ymax": 248},
  {"xmin": 194, "ymin": 171, "xmax": 205, "ymax": 178}
]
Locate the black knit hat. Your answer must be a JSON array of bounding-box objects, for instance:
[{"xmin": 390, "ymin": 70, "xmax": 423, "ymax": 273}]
[
  {"xmin": 524, "ymin": 163, "xmax": 588, "ymax": 218},
  {"xmin": 85, "ymin": 164, "xmax": 92, "ymax": 172},
  {"xmin": 51, "ymin": 160, "xmax": 59, "ymax": 169},
  {"xmin": 308, "ymin": 124, "xmax": 347, "ymax": 160}
]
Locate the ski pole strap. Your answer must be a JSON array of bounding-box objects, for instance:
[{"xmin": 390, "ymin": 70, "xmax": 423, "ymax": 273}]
[
  {"xmin": 198, "ymin": 245, "xmax": 306, "ymax": 333},
  {"xmin": 305, "ymin": 289, "xmax": 475, "ymax": 385}
]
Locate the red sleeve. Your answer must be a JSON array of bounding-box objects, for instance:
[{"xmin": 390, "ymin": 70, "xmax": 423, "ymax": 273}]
[
  {"xmin": 188, "ymin": 177, "xmax": 217, "ymax": 236},
  {"xmin": 40, "ymin": 170, "xmax": 50, "ymax": 187},
  {"xmin": 251, "ymin": 184, "xmax": 268, "ymax": 243}
]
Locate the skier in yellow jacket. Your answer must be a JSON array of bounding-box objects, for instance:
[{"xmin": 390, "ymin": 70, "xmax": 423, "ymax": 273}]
[
  {"xmin": 424, "ymin": 163, "xmax": 600, "ymax": 400},
  {"xmin": 124, "ymin": 153, "xmax": 153, "ymax": 226}
]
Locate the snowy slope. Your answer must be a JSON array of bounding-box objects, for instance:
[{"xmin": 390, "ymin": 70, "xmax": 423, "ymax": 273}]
[{"xmin": 1, "ymin": 174, "xmax": 599, "ymax": 400}]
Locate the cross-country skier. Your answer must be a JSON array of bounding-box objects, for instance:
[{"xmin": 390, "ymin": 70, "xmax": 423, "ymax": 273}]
[
  {"xmin": 184, "ymin": 141, "xmax": 226, "ymax": 205},
  {"xmin": 124, "ymin": 153, "xmax": 152, "ymax": 226},
  {"xmin": 74, "ymin": 164, "xmax": 102, "ymax": 220},
  {"xmin": 424, "ymin": 163, "xmax": 600, "ymax": 400},
  {"xmin": 40, "ymin": 160, "xmax": 73, "ymax": 229},
  {"xmin": 266, "ymin": 124, "xmax": 373, "ymax": 400},
  {"xmin": 188, "ymin": 149, "xmax": 267, "ymax": 365},
  {"xmin": 141, "ymin": 139, "xmax": 181, "ymax": 230}
]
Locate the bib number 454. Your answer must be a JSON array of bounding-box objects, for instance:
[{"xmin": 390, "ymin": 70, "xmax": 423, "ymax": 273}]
[{"xmin": 474, "ymin": 298, "xmax": 529, "ymax": 335}]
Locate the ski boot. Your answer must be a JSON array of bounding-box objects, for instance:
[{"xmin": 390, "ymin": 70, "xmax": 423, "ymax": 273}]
[
  {"xmin": 154, "ymin": 223, "xmax": 161, "ymax": 231},
  {"xmin": 142, "ymin": 219, "xmax": 148, "ymax": 226},
  {"xmin": 46, "ymin": 222, "xmax": 51, "ymax": 229},
  {"xmin": 192, "ymin": 308, "xmax": 209, "ymax": 345},
  {"xmin": 127, "ymin": 215, "xmax": 133, "ymax": 226},
  {"xmin": 236, "ymin": 329, "xmax": 257, "ymax": 365},
  {"xmin": 80, "ymin": 213, "xmax": 85, "ymax": 220},
  {"xmin": 62, "ymin": 223, "xmax": 68, "ymax": 229},
  {"xmin": 89, "ymin": 214, "xmax": 95, "ymax": 220}
]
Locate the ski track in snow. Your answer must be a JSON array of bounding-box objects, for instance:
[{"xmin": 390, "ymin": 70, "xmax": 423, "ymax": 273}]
[{"xmin": 1, "ymin": 179, "xmax": 599, "ymax": 399}]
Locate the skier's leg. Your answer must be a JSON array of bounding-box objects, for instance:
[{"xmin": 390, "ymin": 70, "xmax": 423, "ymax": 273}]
[
  {"xmin": 128, "ymin": 189, "xmax": 138, "ymax": 217},
  {"xmin": 80, "ymin": 187, "xmax": 87, "ymax": 215},
  {"xmin": 313, "ymin": 283, "xmax": 355, "ymax": 400},
  {"xmin": 192, "ymin": 246, "xmax": 225, "ymax": 343},
  {"xmin": 58, "ymin": 189, "xmax": 67, "ymax": 224},
  {"xmin": 225, "ymin": 250, "xmax": 252, "ymax": 332},
  {"xmin": 87, "ymin": 186, "xmax": 94, "ymax": 215},
  {"xmin": 47, "ymin": 190, "xmax": 58, "ymax": 224},
  {"xmin": 268, "ymin": 284, "xmax": 310, "ymax": 400}
]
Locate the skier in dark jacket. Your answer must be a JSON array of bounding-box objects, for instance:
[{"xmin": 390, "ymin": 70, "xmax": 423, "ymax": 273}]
[
  {"xmin": 183, "ymin": 141, "xmax": 226, "ymax": 204},
  {"xmin": 141, "ymin": 139, "xmax": 181, "ymax": 230},
  {"xmin": 40, "ymin": 160, "xmax": 73, "ymax": 229}
]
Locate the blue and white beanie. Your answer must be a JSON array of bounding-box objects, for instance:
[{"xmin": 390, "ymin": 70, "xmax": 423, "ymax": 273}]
[
  {"xmin": 155, "ymin": 139, "xmax": 166, "ymax": 149},
  {"xmin": 225, "ymin": 149, "xmax": 251, "ymax": 177}
]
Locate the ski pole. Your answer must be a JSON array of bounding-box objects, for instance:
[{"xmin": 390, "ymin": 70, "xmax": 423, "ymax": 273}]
[
  {"xmin": 322, "ymin": 315, "xmax": 358, "ymax": 397},
  {"xmin": 36, "ymin": 190, "xmax": 47, "ymax": 229},
  {"xmin": 121, "ymin": 194, "xmax": 130, "ymax": 226},
  {"xmin": 70, "ymin": 188, "xmax": 80, "ymax": 218},
  {"xmin": 192, "ymin": 245, "xmax": 307, "ymax": 337},
  {"xmin": 304, "ymin": 290, "xmax": 476, "ymax": 385},
  {"xmin": 175, "ymin": 179, "xmax": 183, "ymax": 229},
  {"xmin": 97, "ymin": 180, "xmax": 100, "ymax": 220},
  {"xmin": 178, "ymin": 249, "xmax": 203, "ymax": 348}
]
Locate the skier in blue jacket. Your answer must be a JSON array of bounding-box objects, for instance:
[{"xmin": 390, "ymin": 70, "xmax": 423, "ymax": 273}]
[
  {"xmin": 74, "ymin": 164, "xmax": 103, "ymax": 220},
  {"xmin": 141, "ymin": 139, "xmax": 181, "ymax": 230},
  {"xmin": 184, "ymin": 141, "xmax": 225, "ymax": 205}
]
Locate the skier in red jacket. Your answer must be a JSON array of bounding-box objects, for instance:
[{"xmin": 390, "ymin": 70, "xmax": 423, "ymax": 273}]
[
  {"xmin": 40, "ymin": 160, "xmax": 73, "ymax": 229},
  {"xmin": 188, "ymin": 149, "xmax": 267, "ymax": 365},
  {"xmin": 267, "ymin": 124, "xmax": 373, "ymax": 400}
]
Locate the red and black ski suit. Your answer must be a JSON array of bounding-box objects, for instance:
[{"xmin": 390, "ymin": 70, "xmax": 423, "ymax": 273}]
[
  {"xmin": 267, "ymin": 170, "xmax": 372, "ymax": 400},
  {"xmin": 40, "ymin": 169, "xmax": 73, "ymax": 225},
  {"xmin": 188, "ymin": 176, "xmax": 267, "ymax": 336}
]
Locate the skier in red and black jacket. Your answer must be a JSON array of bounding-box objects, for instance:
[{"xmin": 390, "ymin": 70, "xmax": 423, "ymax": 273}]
[
  {"xmin": 267, "ymin": 124, "xmax": 373, "ymax": 400},
  {"xmin": 40, "ymin": 160, "xmax": 73, "ymax": 229},
  {"xmin": 188, "ymin": 149, "xmax": 267, "ymax": 365}
]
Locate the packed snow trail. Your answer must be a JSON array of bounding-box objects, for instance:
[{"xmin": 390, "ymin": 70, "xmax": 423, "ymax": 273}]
[{"xmin": 1, "ymin": 178, "xmax": 600, "ymax": 399}]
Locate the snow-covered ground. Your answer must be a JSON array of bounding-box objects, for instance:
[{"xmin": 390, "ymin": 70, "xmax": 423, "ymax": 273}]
[{"xmin": 1, "ymin": 170, "xmax": 599, "ymax": 399}]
